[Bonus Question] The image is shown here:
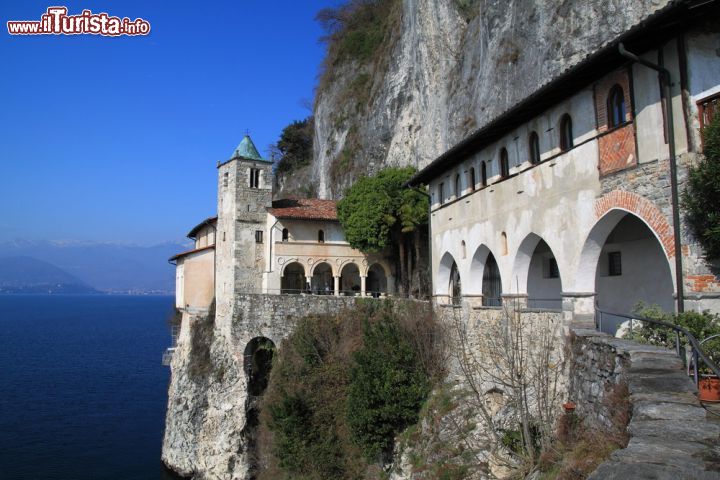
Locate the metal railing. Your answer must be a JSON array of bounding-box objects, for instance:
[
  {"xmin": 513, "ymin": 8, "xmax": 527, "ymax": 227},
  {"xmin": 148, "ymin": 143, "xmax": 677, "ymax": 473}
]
[{"xmin": 596, "ymin": 308, "xmax": 720, "ymax": 388}]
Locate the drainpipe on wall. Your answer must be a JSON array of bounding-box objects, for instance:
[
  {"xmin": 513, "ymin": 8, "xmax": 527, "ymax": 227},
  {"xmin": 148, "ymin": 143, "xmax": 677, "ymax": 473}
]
[{"xmin": 618, "ymin": 43, "xmax": 685, "ymax": 313}]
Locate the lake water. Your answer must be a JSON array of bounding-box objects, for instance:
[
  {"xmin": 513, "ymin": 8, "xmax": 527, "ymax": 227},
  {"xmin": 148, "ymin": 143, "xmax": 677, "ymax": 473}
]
[{"xmin": 0, "ymin": 295, "xmax": 182, "ymax": 480}]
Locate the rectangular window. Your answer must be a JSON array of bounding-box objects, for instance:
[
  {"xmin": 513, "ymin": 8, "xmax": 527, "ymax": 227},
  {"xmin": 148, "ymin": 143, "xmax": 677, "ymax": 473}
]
[
  {"xmin": 249, "ymin": 168, "xmax": 260, "ymax": 188},
  {"xmin": 608, "ymin": 251, "xmax": 622, "ymax": 276},
  {"xmin": 255, "ymin": 230, "xmax": 263, "ymax": 243},
  {"xmin": 698, "ymin": 92, "xmax": 720, "ymax": 149},
  {"xmin": 548, "ymin": 257, "xmax": 559, "ymax": 279},
  {"xmin": 223, "ymin": 172, "xmax": 229, "ymax": 188},
  {"xmin": 439, "ymin": 182, "xmax": 445, "ymax": 205}
]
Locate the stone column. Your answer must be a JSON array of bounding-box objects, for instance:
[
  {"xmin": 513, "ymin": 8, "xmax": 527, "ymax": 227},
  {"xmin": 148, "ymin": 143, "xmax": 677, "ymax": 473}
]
[
  {"xmin": 305, "ymin": 276, "xmax": 312, "ymax": 294},
  {"xmin": 561, "ymin": 292, "xmax": 596, "ymax": 330},
  {"xmin": 334, "ymin": 276, "xmax": 340, "ymax": 296},
  {"xmin": 360, "ymin": 275, "xmax": 367, "ymax": 296}
]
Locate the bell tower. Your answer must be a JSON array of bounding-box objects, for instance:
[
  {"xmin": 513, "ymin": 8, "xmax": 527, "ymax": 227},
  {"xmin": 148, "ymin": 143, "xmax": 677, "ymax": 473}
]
[{"xmin": 215, "ymin": 135, "xmax": 273, "ymax": 321}]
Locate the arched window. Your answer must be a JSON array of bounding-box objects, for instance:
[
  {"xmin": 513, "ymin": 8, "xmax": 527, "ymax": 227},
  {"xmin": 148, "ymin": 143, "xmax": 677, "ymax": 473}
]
[
  {"xmin": 529, "ymin": 131, "xmax": 541, "ymax": 165},
  {"xmin": 560, "ymin": 114, "xmax": 573, "ymax": 151},
  {"xmin": 481, "ymin": 161, "xmax": 487, "ymax": 187},
  {"xmin": 282, "ymin": 228, "xmax": 289, "ymax": 242},
  {"xmin": 469, "ymin": 168, "xmax": 476, "ymax": 192},
  {"xmin": 455, "ymin": 173, "xmax": 461, "ymax": 198},
  {"xmin": 607, "ymin": 85, "xmax": 626, "ymax": 128},
  {"xmin": 500, "ymin": 148, "xmax": 510, "ymax": 178},
  {"xmin": 318, "ymin": 230, "xmax": 325, "ymax": 243}
]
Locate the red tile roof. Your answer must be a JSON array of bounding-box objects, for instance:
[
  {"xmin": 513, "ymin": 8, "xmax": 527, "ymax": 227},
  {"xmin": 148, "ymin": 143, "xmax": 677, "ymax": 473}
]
[{"xmin": 268, "ymin": 198, "xmax": 338, "ymax": 221}]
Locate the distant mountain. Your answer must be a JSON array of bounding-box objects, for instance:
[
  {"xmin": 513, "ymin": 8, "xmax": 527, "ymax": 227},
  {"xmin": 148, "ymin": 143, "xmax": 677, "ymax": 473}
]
[
  {"xmin": 0, "ymin": 240, "xmax": 189, "ymax": 294},
  {"xmin": 0, "ymin": 256, "xmax": 99, "ymax": 294}
]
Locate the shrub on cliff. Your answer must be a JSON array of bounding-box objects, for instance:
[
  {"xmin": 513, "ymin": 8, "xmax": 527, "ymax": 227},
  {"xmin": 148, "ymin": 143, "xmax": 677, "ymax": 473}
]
[
  {"xmin": 272, "ymin": 117, "xmax": 314, "ymax": 175},
  {"xmin": 346, "ymin": 312, "xmax": 430, "ymax": 460},
  {"xmin": 685, "ymin": 114, "xmax": 720, "ymax": 259},
  {"xmin": 257, "ymin": 301, "xmax": 442, "ymax": 479}
]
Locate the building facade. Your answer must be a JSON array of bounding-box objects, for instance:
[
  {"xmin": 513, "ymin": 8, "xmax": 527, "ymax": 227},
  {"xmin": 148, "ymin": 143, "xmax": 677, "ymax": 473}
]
[
  {"xmin": 409, "ymin": 3, "xmax": 720, "ymax": 332},
  {"xmin": 171, "ymin": 135, "xmax": 394, "ymax": 325}
]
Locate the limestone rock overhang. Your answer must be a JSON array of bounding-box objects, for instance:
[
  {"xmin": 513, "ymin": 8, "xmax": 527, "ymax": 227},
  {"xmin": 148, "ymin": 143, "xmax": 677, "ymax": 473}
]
[
  {"xmin": 407, "ymin": 0, "xmax": 720, "ymax": 187},
  {"xmin": 186, "ymin": 216, "xmax": 218, "ymax": 239},
  {"xmin": 267, "ymin": 198, "xmax": 339, "ymax": 222}
]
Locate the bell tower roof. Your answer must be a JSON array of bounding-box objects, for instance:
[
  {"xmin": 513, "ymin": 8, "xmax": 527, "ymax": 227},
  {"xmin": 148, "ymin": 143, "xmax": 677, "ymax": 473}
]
[{"xmin": 231, "ymin": 135, "xmax": 268, "ymax": 162}]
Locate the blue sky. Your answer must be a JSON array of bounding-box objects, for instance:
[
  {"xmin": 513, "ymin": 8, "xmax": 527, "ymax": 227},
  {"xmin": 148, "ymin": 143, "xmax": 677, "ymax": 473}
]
[{"xmin": 0, "ymin": 1, "xmax": 336, "ymax": 244}]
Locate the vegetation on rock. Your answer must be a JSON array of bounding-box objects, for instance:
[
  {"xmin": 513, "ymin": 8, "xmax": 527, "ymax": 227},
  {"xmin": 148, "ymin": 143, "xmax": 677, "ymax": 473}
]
[
  {"xmin": 256, "ymin": 300, "xmax": 444, "ymax": 479},
  {"xmin": 685, "ymin": 114, "xmax": 720, "ymax": 260},
  {"xmin": 337, "ymin": 167, "xmax": 429, "ymax": 295},
  {"xmin": 629, "ymin": 303, "xmax": 720, "ymax": 370},
  {"xmin": 272, "ymin": 117, "xmax": 314, "ymax": 175}
]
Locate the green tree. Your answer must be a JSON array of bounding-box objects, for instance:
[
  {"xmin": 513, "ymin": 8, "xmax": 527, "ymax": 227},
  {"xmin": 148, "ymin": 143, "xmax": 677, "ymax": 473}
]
[
  {"xmin": 346, "ymin": 313, "xmax": 430, "ymax": 460},
  {"xmin": 685, "ymin": 114, "xmax": 720, "ymax": 259},
  {"xmin": 273, "ymin": 117, "xmax": 314, "ymax": 174},
  {"xmin": 336, "ymin": 166, "xmax": 428, "ymax": 294}
]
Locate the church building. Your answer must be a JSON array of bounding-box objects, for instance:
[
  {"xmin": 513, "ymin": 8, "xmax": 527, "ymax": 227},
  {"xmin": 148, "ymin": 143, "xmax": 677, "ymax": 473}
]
[{"xmin": 170, "ymin": 135, "xmax": 393, "ymax": 323}]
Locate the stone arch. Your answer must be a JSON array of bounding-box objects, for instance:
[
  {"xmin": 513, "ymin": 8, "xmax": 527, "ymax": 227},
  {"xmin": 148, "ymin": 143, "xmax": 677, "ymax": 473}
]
[
  {"xmin": 280, "ymin": 259, "xmax": 303, "ymax": 277},
  {"xmin": 594, "ymin": 190, "xmax": 675, "ymax": 258},
  {"xmin": 366, "ymin": 263, "xmax": 388, "ymax": 296},
  {"xmin": 362, "ymin": 260, "xmax": 390, "ymax": 277},
  {"xmin": 243, "ymin": 337, "xmax": 276, "ymax": 396},
  {"xmin": 280, "ymin": 261, "xmax": 306, "ymax": 294},
  {"xmin": 310, "ymin": 260, "xmax": 335, "ymax": 277},
  {"xmin": 340, "ymin": 262, "xmax": 361, "ymax": 295},
  {"xmin": 577, "ymin": 208, "xmax": 674, "ymax": 293},
  {"xmin": 511, "ymin": 234, "xmax": 564, "ymax": 294},
  {"xmin": 437, "ymin": 252, "xmax": 458, "ymax": 296},
  {"xmin": 310, "ymin": 261, "xmax": 334, "ymax": 294},
  {"xmin": 468, "ymin": 244, "xmax": 492, "ymax": 294}
]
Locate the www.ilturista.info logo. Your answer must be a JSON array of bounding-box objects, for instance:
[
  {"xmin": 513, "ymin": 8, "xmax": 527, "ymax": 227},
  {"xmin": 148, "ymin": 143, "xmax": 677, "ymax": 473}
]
[{"xmin": 7, "ymin": 7, "xmax": 150, "ymax": 36}]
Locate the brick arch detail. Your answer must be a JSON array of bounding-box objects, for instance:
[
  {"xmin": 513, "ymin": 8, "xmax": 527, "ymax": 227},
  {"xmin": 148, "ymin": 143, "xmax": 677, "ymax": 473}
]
[{"xmin": 594, "ymin": 190, "xmax": 675, "ymax": 258}]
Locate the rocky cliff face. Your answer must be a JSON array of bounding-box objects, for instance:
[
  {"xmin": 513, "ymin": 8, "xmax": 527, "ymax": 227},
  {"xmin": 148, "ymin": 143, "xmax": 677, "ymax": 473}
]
[{"xmin": 299, "ymin": 0, "xmax": 671, "ymax": 199}]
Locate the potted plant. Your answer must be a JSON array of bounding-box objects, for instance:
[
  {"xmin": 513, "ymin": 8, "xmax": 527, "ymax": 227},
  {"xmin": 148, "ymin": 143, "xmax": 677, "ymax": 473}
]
[{"xmin": 698, "ymin": 335, "xmax": 720, "ymax": 402}]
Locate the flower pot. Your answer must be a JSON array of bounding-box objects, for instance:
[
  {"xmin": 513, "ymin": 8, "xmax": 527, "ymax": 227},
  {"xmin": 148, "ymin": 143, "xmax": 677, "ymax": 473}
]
[{"xmin": 699, "ymin": 375, "xmax": 720, "ymax": 403}]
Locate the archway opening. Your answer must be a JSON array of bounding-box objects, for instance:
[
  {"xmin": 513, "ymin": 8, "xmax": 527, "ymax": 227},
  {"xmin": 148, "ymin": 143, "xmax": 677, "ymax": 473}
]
[
  {"xmin": 340, "ymin": 263, "xmax": 361, "ymax": 296},
  {"xmin": 527, "ymin": 240, "xmax": 562, "ymax": 309},
  {"xmin": 281, "ymin": 262, "xmax": 306, "ymax": 294},
  {"xmin": 244, "ymin": 337, "xmax": 276, "ymax": 397},
  {"xmin": 367, "ymin": 263, "xmax": 387, "ymax": 297},
  {"xmin": 450, "ymin": 261, "xmax": 462, "ymax": 305},
  {"xmin": 311, "ymin": 262, "xmax": 333, "ymax": 295},
  {"xmin": 242, "ymin": 336, "xmax": 276, "ymax": 472},
  {"xmin": 482, "ymin": 253, "xmax": 502, "ymax": 306},
  {"xmin": 591, "ymin": 213, "xmax": 674, "ymax": 333}
]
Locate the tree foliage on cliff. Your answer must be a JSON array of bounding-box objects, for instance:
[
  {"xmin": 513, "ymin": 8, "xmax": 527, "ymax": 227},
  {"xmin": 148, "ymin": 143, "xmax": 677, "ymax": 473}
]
[
  {"xmin": 257, "ymin": 301, "xmax": 443, "ymax": 479},
  {"xmin": 346, "ymin": 313, "xmax": 430, "ymax": 460},
  {"xmin": 272, "ymin": 117, "xmax": 314, "ymax": 175},
  {"xmin": 685, "ymin": 114, "xmax": 720, "ymax": 259},
  {"xmin": 337, "ymin": 166, "xmax": 427, "ymax": 253},
  {"xmin": 316, "ymin": 0, "xmax": 398, "ymax": 65}
]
